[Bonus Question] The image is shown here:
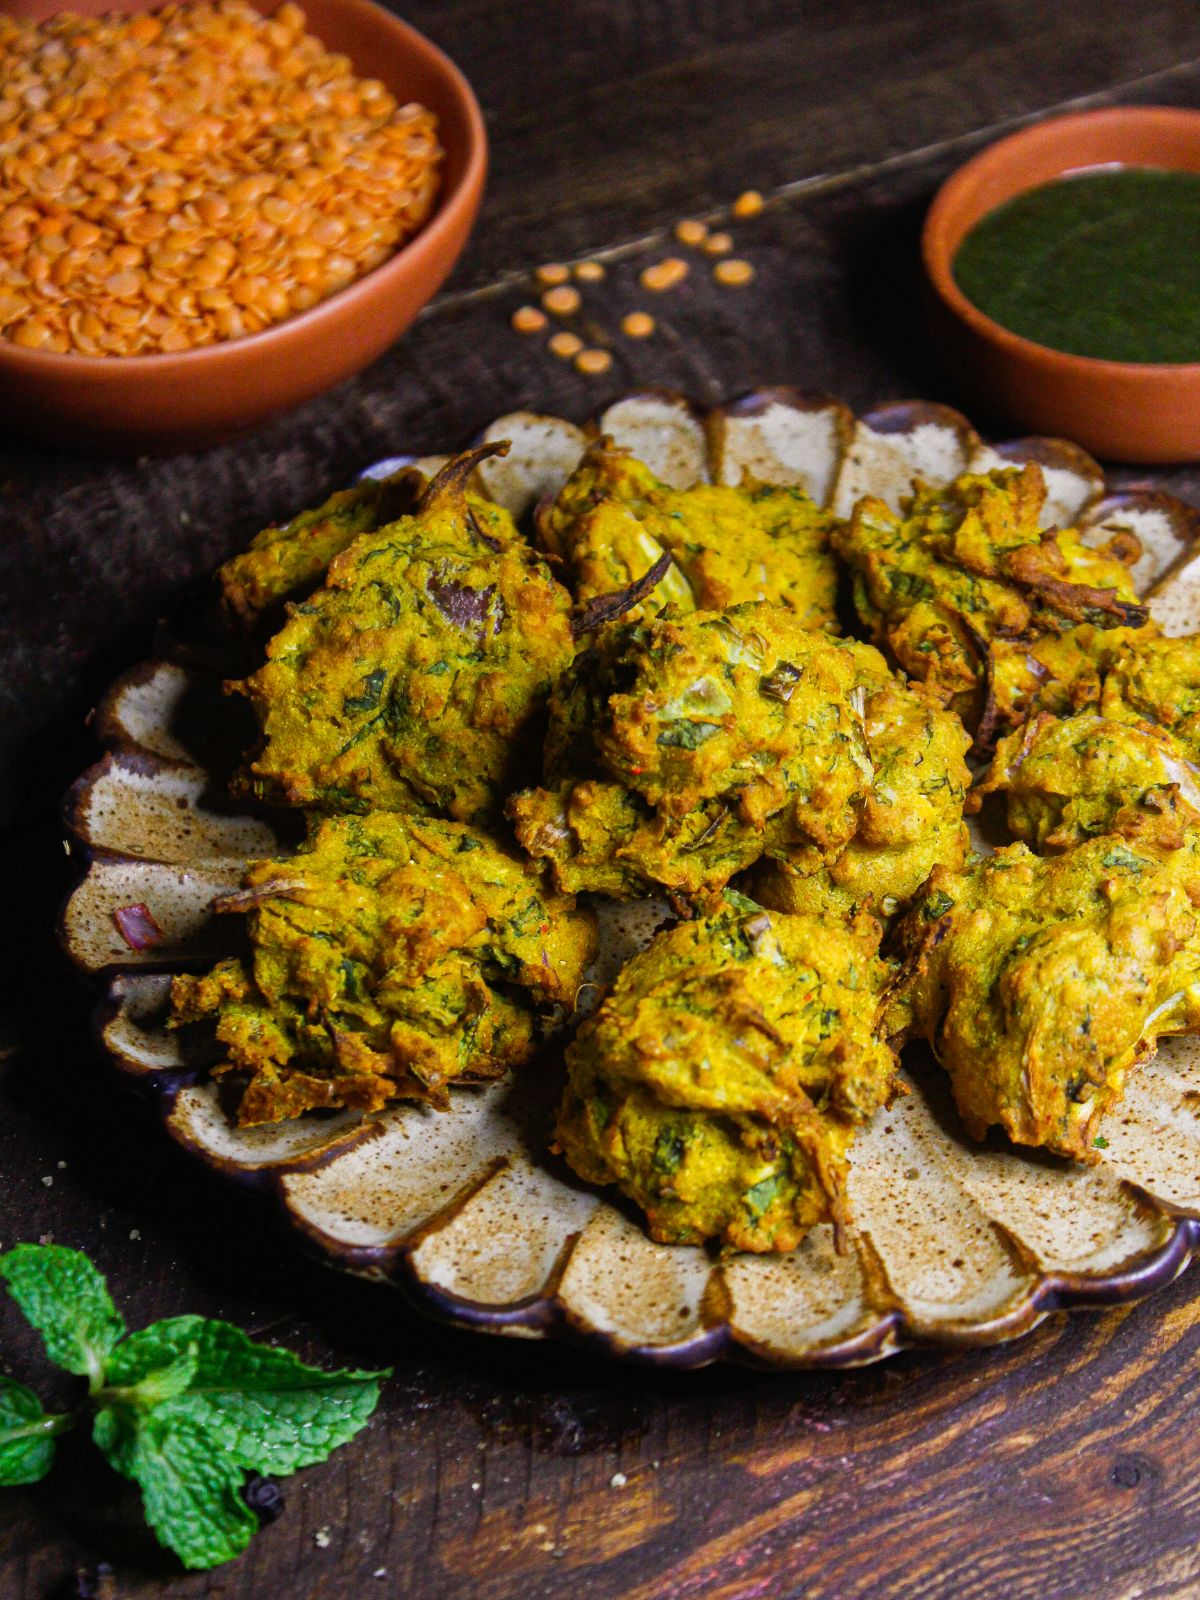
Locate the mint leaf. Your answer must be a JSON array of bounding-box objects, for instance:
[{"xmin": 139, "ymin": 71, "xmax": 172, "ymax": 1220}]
[
  {"xmin": 103, "ymin": 1316, "xmax": 387, "ymax": 1473},
  {"xmin": 0, "ymin": 1376, "xmax": 70, "ymax": 1486},
  {"xmin": 95, "ymin": 1408, "xmax": 257, "ymax": 1570},
  {"xmin": 0, "ymin": 1245, "xmax": 124, "ymax": 1386}
]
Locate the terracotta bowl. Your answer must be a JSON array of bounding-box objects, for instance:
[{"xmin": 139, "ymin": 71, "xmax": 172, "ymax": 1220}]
[
  {"xmin": 0, "ymin": 0, "xmax": 487, "ymax": 453},
  {"xmin": 923, "ymin": 107, "xmax": 1200, "ymax": 464}
]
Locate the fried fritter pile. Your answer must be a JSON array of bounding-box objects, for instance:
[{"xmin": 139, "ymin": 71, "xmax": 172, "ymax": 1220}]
[
  {"xmin": 890, "ymin": 836, "xmax": 1200, "ymax": 1159},
  {"xmin": 178, "ymin": 426, "xmax": 1200, "ymax": 1236},
  {"xmin": 558, "ymin": 895, "xmax": 899, "ymax": 1251},
  {"xmin": 235, "ymin": 454, "xmax": 574, "ymax": 823},
  {"xmin": 509, "ymin": 603, "xmax": 887, "ymax": 900},
  {"xmin": 833, "ymin": 463, "xmax": 1150, "ymax": 738},
  {"xmin": 537, "ymin": 442, "xmax": 841, "ymax": 630},
  {"xmin": 171, "ymin": 811, "xmax": 596, "ymax": 1125}
]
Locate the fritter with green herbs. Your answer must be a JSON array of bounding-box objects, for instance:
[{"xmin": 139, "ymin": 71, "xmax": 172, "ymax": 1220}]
[
  {"xmin": 833, "ymin": 463, "xmax": 1150, "ymax": 739},
  {"xmin": 557, "ymin": 896, "xmax": 900, "ymax": 1251},
  {"xmin": 170, "ymin": 810, "xmax": 597, "ymax": 1125},
  {"xmin": 537, "ymin": 441, "xmax": 841, "ymax": 630},
  {"xmin": 234, "ymin": 449, "xmax": 575, "ymax": 823},
  {"xmin": 890, "ymin": 834, "xmax": 1200, "ymax": 1159},
  {"xmin": 752, "ymin": 673, "xmax": 971, "ymax": 921},
  {"xmin": 1100, "ymin": 633, "xmax": 1200, "ymax": 761},
  {"xmin": 218, "ymin": 473, "xmax": 416, "ymax": 627},
  {"xmin": 509, "ymin": 602, "xmax": 884, "ymax": 901},
  {"xmin": 971, "ymin": 711, "xmax": 1200, "ymax": 854},
  {"xmin": 970, "ymin": 634, "xmax": 1200, "ymax": 853}
]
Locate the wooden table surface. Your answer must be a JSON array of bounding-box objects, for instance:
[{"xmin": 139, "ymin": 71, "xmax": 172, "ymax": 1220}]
[{"xmin": 5, "ymin": 3, "xmax": 1200, "ymax": 1595}]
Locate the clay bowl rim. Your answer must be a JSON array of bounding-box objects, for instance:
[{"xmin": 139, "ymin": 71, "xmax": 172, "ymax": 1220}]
[
  {"xmin": 0, "ymin": 0, "xmax": 487, "ymax": 374},
  {"xmin": 922, "ymin": 105, "xmax": 1200, "ymax": 381}
]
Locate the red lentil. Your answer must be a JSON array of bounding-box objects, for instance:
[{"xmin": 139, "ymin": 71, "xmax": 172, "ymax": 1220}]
[
  {"xmin": 0, "ymin": 0, "xmax": 442, "ymax": 356},
  {"xmin": 541, "ymin": 284, "xmax": 581, "ymax": 317},
  {"xmin": 511, "ymin": 305, "xmax": 547, "ymax": 334},
  {"xmin": 620, "ymin": 311, "xmax": 655, "ymax": 338},
  {"xmin": 714, "ymin": 258, "xmax": 755, "ymax": 286},
  {"xmin": 640, "ymin": 257, "xmax": 689, "ymax": 292}
]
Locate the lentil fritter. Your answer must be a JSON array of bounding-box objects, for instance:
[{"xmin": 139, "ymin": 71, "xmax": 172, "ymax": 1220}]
[
  {"xmin": 218, "ymin": 472, "xmax": 417, "ymax": 627},
  {"xmin": 971, "ymin": 634, "xmax": 1200, "ymax": 853},
  {"xmin": 752, "ymin": 673, "xmax": 971, "ymax": 921},
  {"xmin": 558, "ymin": 895, "xmax": 899, "ymax": 1251},
  {"xmin": 890, "ymin": 835, "xmax": 1200, "ymax": 1159},
  {"xmin": 537, "ymin": 442, "xmax": 840, "ymax": 629},
  {"xmin": 1100, "ymin": 633, "xmax": 1200, "ymax": 760},
  {"xmin": 832, "ymin": 463, "xmax": 1150, "ymax": 739},
  {"xmin": 170, "ymin": 810, "xmax": 596, "ymax": 1124},
  {"xmin": 509, "ymin": 602, "xmax": 883, "ymax": 901},
  {"xmin": 235, "ymin": 450, "xmax": 574, "ymax": 823},
  {"xmin": 971, "ymin": 712, "xmax": 1200, "ymax": 854}
]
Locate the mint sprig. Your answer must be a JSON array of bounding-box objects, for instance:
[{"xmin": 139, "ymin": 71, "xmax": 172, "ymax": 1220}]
[
  {"xmin": 0, "ymin": 1244, "xmax": 124, "ymax": 1387},
  {"xmin": 0, "ymin": 1244, "xmax": 389, "ymax": 1569}
]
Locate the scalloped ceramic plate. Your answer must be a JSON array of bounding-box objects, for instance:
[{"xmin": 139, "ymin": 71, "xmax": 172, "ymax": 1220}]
[{"xmin": 62, "ymin": 388, "xmax": 1200, "ymax": 1368}]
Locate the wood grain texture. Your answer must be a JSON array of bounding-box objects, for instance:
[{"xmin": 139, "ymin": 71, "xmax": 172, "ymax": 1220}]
[{"xmin": 5, "ymin": 3, "xmax": 1200, "ymax": 1595}]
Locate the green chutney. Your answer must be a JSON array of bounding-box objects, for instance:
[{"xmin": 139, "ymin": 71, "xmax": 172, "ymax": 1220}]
[{"xmin": 952, "ymin": 166, "xmax": 1200, "ymax": 364}]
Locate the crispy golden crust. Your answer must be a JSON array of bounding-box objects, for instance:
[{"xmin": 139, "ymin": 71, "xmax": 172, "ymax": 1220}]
[
  {"xmin": 971, "ymin": 711, "xmax": 1200, "ymax": 853},
  {"xmin": 1100, "ymin": 633, "xmax": 1200, "ymax": 761},
  {"xmin": 832, "ymin": 463, "xmax": 1150, "ymax": 738},
  {"xmin": 971, "ymin": 634, "xmax": 1200, "ymax": 854},
  {"xmin": 234, "ymin": 455, "xmax": 575, "ymax": 823},
  {"xmin": 217, "ymin": 474, "xmax": 418, "ymax": 627},
  {"xmin": 752, "ymin": 675, "xmax": 970, "ymax": 921},
  {"xmin": 891, "ymin": 835, "xmax": 1200, "ymax": 1159},
  {"xmin": 537, "ymin": 441, "xmax": 841, "ymax": 630},
  {"xmin": 557, "ymin": 896, "xmax": 899, "ymax": 1251},
  {"xmin": 170, "ymin": 810, "xmax": 596, "ymax": 1125},
  {"xmin": 510, "ymin": 603, "xmax": 885, "ymax": 901}
]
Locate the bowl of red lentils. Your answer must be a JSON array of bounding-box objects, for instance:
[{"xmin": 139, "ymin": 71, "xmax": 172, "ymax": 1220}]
[{"xmin": 0, "ymin": 0, "xmax": 486, "ymax": 451}]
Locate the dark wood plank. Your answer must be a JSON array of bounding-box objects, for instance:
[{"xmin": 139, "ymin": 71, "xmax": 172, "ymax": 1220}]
[{"xmin": 400, "ymin": 0, "xmax": 1200, "ymax": 284}]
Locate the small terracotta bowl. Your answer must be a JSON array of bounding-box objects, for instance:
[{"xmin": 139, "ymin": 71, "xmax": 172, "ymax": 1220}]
[
  {"xmin": 0, "ymin": 0, "xmax": 486, "ymax": 454},
  {"xmin": 923, "ymin": 107, "xmax": 1200, "ymax": 464}
]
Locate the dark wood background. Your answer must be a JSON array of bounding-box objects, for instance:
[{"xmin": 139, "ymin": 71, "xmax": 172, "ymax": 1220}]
[{"xmin": 5, "ymin": 3, "xmax": 1200, "ymax": 1595}]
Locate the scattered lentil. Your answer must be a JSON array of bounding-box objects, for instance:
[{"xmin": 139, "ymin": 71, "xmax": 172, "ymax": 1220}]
[
  {"xmin": 733, "ymin": 189, "xmax": 765, "ymax": 217},
  {"xmin": 640, "ymin": 257, "xmax": 689, "ymax": 292},
  {"xmin": 674, "ymin": 219, "xmax": 708, "ymax": 246},
  {"xmin": 575, "ymin": 346, "xmax": 612, "ymax": 375},
  {"xmin": 621, "ymin": 311, "xmax": 655, "ymax": 338},
  {"xmin": 0, "ymin": 0, "xmax": 442, "ymax": 356},
  {"xmin": 535, "ymin": 262, "xmax": 570, "ymax": 286},
  {"xmin": 714, "ymin": 257, "xmax": 756, "ymax": 286},
  {"xmin": 541, "ymin": 284, "xmax": 582, "ymax": 316},
  {"xmin": 548, "ymin": 330, "xmax": 583, "ymax": 359},
  {"xmin": 511, "ymin": 305, "xmax": 547, "ymax": 334},
  {"xmin": 704, "ymin": 231, "xmax": 733, "ymax": 255},
  {"xmin": 574, "ymin": 260, "xmax": 606, "ymax": 281}
]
